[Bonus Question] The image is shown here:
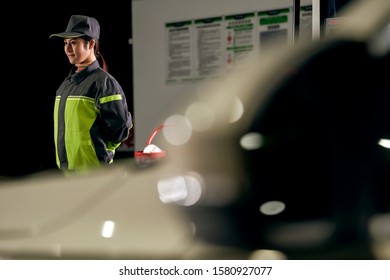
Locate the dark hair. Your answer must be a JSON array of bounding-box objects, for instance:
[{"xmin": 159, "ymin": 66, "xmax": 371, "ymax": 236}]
[{"xmin": 82, "ymin": 35, "xmax": 108, "ymax": 72}]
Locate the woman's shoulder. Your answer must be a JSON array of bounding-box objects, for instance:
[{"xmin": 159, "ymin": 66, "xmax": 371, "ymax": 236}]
[
  {"xmin": 94, "ymin": 68, "xmax": 123, "ymax": 89},
  {"xmin": 93, "ymin": 67, "xmax": 116, "ymax": 80}
]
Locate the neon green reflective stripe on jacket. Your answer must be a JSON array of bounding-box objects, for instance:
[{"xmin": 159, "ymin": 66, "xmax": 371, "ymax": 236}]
[
  {"xmin": 54, "ymin": 96, "xmax": 60, "ymax": 168},
  {"xmin": 99, "ymin": 94, "xmax": 122, "ymax": 104}
]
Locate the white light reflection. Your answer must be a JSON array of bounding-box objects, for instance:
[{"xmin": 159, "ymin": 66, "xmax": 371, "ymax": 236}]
[
  {"xmin": 249, "ymin": 249, "xmax": 287, "ymax": 260},
  {"xmin": 378, "ymin": 138, "xmax": 390, "ymax": 149},
  {"xmin": 259, "ymin": 201, "xmax": 286, "ymax": 215},
  {"xmin": 240, "ymin": 132, "xmax": 263, "ymax": 150},
  {"xmin": 229, "ymin": 96, "xmax": 244, "ymax": 123},
  {"xmin": 157, "ymin": 173, "xmax": 203, "ymax": 206},
  {"xmin": 101, "ymin": 220, "xmax": 115, "ymax": 238},
  {"xmin": 189, "ymin": 222, "xmax": 197, "ymax": 235},
  {"xmin": 163, "ymin": 115, "xmax": 192, "ymax": 146},
  {"xmin": 185, "ymin": 102, "xmax": 215, "ymax": 132}
]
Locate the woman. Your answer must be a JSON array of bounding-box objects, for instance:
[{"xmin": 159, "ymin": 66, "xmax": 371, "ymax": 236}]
[{"xmin": 50, "ymin": 15, "xmax": 133, "ymax": 172}]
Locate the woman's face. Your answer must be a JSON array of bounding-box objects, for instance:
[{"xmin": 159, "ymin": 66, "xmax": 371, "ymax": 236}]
[{"xmin": 63, "ymin": 37, "xmax": 94, "ymax": 65}]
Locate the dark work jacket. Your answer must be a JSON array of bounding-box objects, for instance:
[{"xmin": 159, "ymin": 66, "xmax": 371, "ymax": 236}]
[{"xmin": 54, "ymin": 60, "xmax": 133, "ymax": 171}]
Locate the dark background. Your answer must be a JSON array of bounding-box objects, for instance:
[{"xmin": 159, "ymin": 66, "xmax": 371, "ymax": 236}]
[{"xmin": 1, "ymin": 2, "xmax": 134, "ymax": 177}]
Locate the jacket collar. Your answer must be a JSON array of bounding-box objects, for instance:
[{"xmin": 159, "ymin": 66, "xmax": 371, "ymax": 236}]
[{"xmin": 69, "ymin": 60, "xmax": 100, "ymax": 84}]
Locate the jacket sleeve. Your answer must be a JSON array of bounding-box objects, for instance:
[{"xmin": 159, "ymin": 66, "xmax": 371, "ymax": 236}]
[{"xmin": 98, "ymin": 77, "xmax": 133, "ymax": 147}]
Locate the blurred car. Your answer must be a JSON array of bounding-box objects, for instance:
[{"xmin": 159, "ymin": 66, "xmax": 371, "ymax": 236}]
[{"xmin": 0, "ymin": 0, "xmax": 389, "ymax": 260}]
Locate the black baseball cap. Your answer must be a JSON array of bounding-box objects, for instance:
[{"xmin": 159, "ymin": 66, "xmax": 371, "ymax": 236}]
[{"xmin": 50, "ymin": 15, "xmax": 100, "ymax": 40}]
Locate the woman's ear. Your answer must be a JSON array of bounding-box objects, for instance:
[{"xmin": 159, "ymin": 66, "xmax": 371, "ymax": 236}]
[{"xmin": 89, "ymin": 39, "xmax": 96, "ymax": 50}]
